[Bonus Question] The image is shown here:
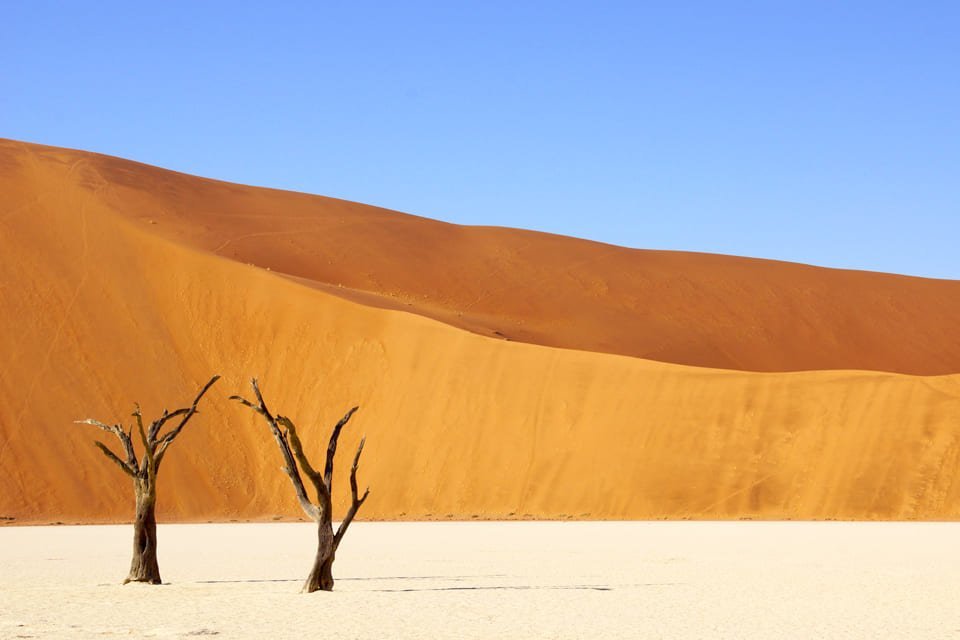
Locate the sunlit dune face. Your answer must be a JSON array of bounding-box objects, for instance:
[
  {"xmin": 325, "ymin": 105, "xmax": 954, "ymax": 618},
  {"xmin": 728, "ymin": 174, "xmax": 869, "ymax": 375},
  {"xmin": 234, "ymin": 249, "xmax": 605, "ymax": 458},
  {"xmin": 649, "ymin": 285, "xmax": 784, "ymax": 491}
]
[{"xmin": 1, "ymin": 138, "xmax": 958, "ymax": 525}]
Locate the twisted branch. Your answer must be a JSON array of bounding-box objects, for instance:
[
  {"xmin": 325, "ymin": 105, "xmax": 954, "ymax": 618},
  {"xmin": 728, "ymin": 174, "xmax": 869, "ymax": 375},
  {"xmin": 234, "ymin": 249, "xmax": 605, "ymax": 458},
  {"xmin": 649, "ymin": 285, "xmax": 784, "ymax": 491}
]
[
  {"xmin": 232, "ymin": 380, "xmax": 369, "ymax": 534},
  {"xmin": 279, "ymin": 415, "xmax": 327, "ymax": 508},
  {"xmin": 76, "ymin": 375, "xmax": 220, "ymax": 479},
  {"xmin": 335, "ymin": 437, "xmax": 369, "ymax": 548},
  {"xmin": 154, "ymin": 375, "xmax": 221, "ymax": 466},
  {"xmin": 76, "ymin": 419, "xmax": 139, "ymax": 475},
  {"xmin": 324, "ymin": 406, "xmax": 359, "ymax": 496},
  {"xmin": 231, "ymin": 380, "xmax": 320, "ymax": 520},
  {"xmin": 148, "ymin": 408, "xmax": 190, "ymax": 442},
  {"xmin": 133, "ymin": 405, "xmax": 155, "ymax": 482},
  {"xmin": 93, "ymin": 441, "xmax": 136, "ymax": 477}
]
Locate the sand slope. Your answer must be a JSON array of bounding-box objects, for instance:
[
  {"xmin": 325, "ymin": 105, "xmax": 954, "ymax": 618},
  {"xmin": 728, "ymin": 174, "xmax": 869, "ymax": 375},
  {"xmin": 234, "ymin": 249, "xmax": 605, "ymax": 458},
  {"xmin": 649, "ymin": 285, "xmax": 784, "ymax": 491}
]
[
  {"xmin": 0, "ymin": 139, "xmax": 958, "ymax": 523},
  {"xmin": 10, "ymin": 140, "xmax": 960, "ymax": 375}
]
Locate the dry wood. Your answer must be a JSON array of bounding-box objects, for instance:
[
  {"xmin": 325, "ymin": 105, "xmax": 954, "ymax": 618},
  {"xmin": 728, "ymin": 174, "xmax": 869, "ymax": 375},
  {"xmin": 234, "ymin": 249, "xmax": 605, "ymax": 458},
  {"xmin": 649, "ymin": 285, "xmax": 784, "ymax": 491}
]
[
  {"xmin": 76, "ymin": 375, "xmax": 220, "ymax": 584},
  {"xmin": 231, "ymin": 378, "xmax": 369, "ymax": 592}
]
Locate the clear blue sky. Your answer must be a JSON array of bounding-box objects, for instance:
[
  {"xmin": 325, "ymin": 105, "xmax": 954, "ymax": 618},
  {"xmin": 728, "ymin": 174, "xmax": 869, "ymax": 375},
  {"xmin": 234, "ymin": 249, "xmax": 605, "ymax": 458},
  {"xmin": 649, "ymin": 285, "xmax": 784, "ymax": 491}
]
[{"xmin": 4, "ymin": 2, "xmax": 958, "ymax": 279}]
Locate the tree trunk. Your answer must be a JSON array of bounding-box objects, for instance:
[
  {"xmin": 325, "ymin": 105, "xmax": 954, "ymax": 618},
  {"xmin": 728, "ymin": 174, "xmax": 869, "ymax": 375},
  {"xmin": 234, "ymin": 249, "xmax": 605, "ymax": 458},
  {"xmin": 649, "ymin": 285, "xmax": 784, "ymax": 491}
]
[
  {"xmin": 303, "ymin": 520, "xmax": 335, "ymax": 593},
  {"xmin": 125, "ymin": 481, "xmax": 161, "ymax": 584}
]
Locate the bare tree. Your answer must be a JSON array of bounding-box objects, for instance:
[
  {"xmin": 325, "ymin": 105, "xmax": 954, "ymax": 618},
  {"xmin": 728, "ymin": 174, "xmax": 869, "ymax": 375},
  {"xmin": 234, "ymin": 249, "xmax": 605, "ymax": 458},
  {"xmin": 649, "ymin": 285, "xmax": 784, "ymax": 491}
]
[
  {"xmin": 76, "ymin": 376, "xmax": 220, "ymax": 584},
  {"xmin": 231, "ymin": 378, "xmax": 369, "ymax": 592}
]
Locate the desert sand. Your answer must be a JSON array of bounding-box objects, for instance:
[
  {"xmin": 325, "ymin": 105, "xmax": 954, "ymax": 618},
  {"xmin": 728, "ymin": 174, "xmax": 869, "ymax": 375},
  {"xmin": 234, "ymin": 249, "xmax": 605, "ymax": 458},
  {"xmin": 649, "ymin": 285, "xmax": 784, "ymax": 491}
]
[
  {"xmin": 1, "ymin": 138, "xmax": 959, "ymax": 524},
  {"xmin": 1, "ymin": 522, "xmax": 958, "ymax": 639}
]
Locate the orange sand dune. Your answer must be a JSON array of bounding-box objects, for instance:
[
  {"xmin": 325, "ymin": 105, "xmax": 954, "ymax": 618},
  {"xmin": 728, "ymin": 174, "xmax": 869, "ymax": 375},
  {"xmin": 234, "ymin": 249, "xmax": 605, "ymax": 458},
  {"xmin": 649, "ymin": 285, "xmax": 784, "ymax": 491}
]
[
  {"xmin": 8, "ymin": 140, "xmax": 960, "ymax": 375},
  {"xmin": 0, "ymin": 138, "xmax": 958, "ymax": 524}
]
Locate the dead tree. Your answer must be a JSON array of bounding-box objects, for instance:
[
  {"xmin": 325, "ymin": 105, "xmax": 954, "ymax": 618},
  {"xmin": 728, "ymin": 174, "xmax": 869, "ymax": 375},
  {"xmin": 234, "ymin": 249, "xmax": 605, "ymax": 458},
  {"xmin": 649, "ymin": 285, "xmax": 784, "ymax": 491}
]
[
  {"xmin": 231, "ymin": 378, "xmax": 369, "ymax": 593},
  {"xmin": 76, "ymin": 376, "xmax": 220, "ymax": 584}
]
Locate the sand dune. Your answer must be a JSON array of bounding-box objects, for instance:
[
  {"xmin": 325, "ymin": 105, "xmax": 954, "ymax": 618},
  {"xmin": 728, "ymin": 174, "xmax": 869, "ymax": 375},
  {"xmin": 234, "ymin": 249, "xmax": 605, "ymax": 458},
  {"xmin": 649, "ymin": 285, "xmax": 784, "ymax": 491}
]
[
  {"xmin": 8, "ymin": 139, "xmax": 960, "ymax": 375},
  {"xmin": 0, "ymin": 138, "xmax": 958, "ymax": 523}
]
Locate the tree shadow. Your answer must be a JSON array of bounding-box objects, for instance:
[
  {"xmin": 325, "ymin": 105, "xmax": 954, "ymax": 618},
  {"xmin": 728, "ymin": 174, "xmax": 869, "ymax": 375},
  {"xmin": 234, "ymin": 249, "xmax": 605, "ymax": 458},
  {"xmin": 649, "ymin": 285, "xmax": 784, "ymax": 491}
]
[
  {"xmin": 371, "ymin": 584, "xmax": 614, "ymax": 593},
  {"xmin": 187, "ymin": 577, "xmax": 684, "ymax": 592},
  {"xmin": 193, "ymin": 578, "xmax": 301, "ymax": 584},
  {"xmin": 369, "ymin": 582, "xmax": 683, "ymax": 593},
  {"xmin": 192, "ymin": 574, "xmax": 509, "ymax": 585}
]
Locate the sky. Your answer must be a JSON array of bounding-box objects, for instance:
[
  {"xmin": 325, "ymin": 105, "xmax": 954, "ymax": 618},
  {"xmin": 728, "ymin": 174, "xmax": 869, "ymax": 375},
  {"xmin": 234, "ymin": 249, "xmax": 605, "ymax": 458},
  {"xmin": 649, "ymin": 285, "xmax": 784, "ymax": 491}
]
[{"xmin": 3, "ymin": 1, "xmax": 958, "ymax": 279}]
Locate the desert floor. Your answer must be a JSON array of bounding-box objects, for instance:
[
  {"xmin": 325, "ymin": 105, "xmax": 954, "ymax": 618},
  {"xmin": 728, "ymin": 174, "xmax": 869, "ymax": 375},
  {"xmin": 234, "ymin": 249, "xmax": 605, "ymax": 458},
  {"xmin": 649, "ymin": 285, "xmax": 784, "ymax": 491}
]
[{"xmin": 1, "ymin": 522, "xmax": 957, "ymax": 639}]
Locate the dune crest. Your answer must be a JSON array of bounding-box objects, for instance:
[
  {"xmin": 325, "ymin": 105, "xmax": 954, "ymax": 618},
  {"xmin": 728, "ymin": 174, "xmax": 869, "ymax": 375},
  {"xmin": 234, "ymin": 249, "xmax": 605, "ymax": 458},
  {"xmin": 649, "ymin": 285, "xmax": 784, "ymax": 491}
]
[
  {"xmin": 6, "ymin": 139, "xmax": 960, "ymax": 375},
  {"xmin": 1, "ymin": 139, "xmax": 958, "ymax": 523}
]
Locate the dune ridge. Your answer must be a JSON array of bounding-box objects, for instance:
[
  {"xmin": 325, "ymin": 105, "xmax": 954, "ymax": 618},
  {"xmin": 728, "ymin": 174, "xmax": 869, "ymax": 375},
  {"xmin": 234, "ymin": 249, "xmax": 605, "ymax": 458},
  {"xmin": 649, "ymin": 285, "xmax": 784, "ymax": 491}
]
[
  {"xmin": 8, "ymin": 139, "xmax": 960, "ymax": 375},
  {"xmin": 1, "ymin": 138, "xmax": 958, "ymax": 523}
]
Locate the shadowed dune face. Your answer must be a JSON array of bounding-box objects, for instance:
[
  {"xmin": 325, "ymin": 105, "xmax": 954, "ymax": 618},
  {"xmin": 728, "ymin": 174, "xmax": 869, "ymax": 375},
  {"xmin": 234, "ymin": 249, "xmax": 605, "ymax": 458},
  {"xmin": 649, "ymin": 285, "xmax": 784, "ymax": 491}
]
[{"xmin": 1, "ymin": 138, "xmax": 959, "ymax": 524}]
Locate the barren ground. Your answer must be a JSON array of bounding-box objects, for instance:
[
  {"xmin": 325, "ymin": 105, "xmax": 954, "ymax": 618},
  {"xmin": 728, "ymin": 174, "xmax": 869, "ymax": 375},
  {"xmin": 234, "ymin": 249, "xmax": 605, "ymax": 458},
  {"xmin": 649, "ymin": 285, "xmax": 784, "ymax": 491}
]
[{"xmin": 1, "ymin": 522, "xmax": 957, "ymax": 639}]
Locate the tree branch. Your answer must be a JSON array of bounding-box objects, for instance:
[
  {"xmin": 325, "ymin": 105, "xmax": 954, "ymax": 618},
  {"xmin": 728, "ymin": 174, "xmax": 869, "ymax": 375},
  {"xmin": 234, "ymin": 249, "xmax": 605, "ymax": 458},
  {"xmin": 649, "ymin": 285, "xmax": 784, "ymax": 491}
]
[
  {"xmin": 133, "ymin": 404, "xmax": 155, "ymax": 481},
  {"xmin": 232, "ymin": 379, "xmax": 320, "ymax": 521},
  {"xmin": 120, "ymin": 426, "xmax": 138, "ymax": 472},
  {"xmin": 228, "ymin": 395, "xmax": 262, "ymax": 413},
  {"xmin": 132, "ymin": 404, "xmax": 146, "ymax": 443},
  {"xmin": 335, "ymin": 436, "xmax": 369, "ymax": 548},
  {"xmin": 76, "ymin": 419, "xmax": 138, "ymax": 474},
  {"xmin": 154, "ymin": 375, "xmax": 221, "ymax": 466},
  {"xmin": 324, "ymin": 406, "xmax": 359, "ymax": 495},
  {"xmin": 93, "ymin": 441, "xmax": 136, "ymax": 477},
  {"xmin": 278, "ymin": 415, "xmax": 328, "ymax": 507},
  {"xmin": 76, "ymin": 418, "xmax": 122, "ymax": 435},
  {"xmin": 148, "ymin": 407, "xmax": 190, "ymax": 442}
]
